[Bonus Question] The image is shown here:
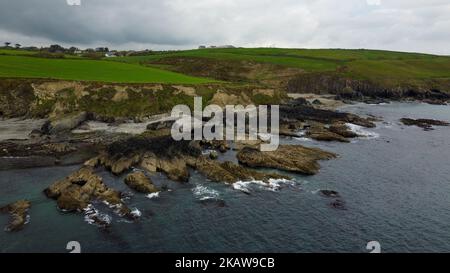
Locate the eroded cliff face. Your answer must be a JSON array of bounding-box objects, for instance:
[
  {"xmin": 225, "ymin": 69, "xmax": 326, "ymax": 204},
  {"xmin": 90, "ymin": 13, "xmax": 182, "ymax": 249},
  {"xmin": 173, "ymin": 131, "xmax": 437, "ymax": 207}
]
[
  {"xmin": 0, "ymin": 80, "xmax": 36, "ymax": 117},
  {"xmin": 0, "ymin": 79, "xmax": 286, "ymax": 120},
  {"xmin": 286, "ymin": 72, "xmax": 450, "ymax": 102}
]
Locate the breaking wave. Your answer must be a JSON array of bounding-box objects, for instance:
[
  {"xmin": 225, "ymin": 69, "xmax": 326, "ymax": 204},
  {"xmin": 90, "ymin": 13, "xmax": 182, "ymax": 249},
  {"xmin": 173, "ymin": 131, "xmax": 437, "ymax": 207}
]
[
  {"xmin": 346, "ymin": 123, "xmax": 379, "ymax": 139},
  {"xmin": 232, "ymin": 179, "xmax": 296, "ymax": 193},
  {"xmin": 130, "ymin": 208, "xmax": 142, "ymax": 218},
  {"xmin": 146, "ymin": 192, "xmax": 160, "ymax": 199},
  {"xmin": 192, "ymin": 184, "xmax": 220, "ymax": 201},
  {"xmin": 83, "ymin": 204, "xmax": 112, "ymax": 227}
]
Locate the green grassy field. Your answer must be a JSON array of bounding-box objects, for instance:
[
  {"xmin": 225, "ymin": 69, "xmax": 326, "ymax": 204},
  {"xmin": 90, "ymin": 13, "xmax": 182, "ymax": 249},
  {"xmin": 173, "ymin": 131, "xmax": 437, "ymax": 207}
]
[
  {"xmin": 0, "ymin": 55, "xmax": 215, "ymax": 84},
  {"xmin": 0, "ymin": 49, "xmax": 36, "ymax": 56},
  {"xmin": 1, "ymin": 47, "xmax": 450, "ymax": 85},
  {"xmin": 115, "ymin": 48, "xmax": 341, "ymax": 71},
  {"xmin": 115, "ymin": 48, "xmax": 450, "ymax": 83}
]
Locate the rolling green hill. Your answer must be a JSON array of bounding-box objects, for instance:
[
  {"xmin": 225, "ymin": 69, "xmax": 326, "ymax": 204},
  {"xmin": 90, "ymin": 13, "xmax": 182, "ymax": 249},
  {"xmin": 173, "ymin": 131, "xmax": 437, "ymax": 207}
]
[
  {"xmin": 1, "ymin": 47, "xmax": 450, "ymax": 88},
  {"xmin": 0, "ymin": 54, "xmax": 215, "ymax": 84},
  {"xmin": 114, "ymin": 48, "xmax": 450, "ymax": 85}
]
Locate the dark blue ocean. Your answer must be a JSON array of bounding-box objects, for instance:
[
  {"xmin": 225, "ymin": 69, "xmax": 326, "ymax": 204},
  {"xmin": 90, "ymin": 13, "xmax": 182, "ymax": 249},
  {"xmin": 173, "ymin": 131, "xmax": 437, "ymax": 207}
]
[{"xmin": 1, "ymin": 102, "xmax": 450, "ymax": 253}]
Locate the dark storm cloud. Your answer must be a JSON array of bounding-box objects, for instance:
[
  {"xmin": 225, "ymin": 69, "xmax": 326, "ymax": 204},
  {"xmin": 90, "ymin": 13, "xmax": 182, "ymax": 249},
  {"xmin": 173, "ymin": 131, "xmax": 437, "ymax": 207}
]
[
  {"xmin": 0, "ymin": 0, "xmax": 449, "ymax": 54},
  {"xmin": 0, "ymin": 0, "xmax": 194, "ymax": 45}
]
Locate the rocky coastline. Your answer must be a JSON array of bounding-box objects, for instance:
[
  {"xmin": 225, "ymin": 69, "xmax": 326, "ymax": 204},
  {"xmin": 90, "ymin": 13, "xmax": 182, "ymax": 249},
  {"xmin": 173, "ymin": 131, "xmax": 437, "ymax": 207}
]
[{"xmin": 2, "ymin": 83, "xmax": 449, "ymax": 232}]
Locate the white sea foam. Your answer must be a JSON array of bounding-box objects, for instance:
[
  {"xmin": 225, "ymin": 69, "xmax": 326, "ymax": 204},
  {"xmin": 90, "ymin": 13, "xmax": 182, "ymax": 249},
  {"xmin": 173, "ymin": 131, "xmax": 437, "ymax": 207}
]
[
  {"xmin": 146, "ymin": 192, "xmax": 160, "ymax": 199},
  {"xmin": 346, "ymin": 123, "xmax": 380, "ymax": 139},
  {"xmin": 130, "ymin": 208, "xmax": 142, "ymax": 218},
  {"xmin": 233, "ymin": 179, "xmax": 296, "ymax": 193},
  {"xmin": 24, "ymin": 214, "xmax": 31, "ymax": 225},
  {"xmin": 83, "ymin": 204, "xmax": 112, "ymax": 227},
  {"xmin": 294, "ymin": 130, "xmax": 312, "ymax": 142},
  {"xmin": 192, "ymin": 184, "xmax": 220, "ymax": 200},
  {"xmin": 294, "ymin": 137, "xmax": 312, "ymax": 142}
]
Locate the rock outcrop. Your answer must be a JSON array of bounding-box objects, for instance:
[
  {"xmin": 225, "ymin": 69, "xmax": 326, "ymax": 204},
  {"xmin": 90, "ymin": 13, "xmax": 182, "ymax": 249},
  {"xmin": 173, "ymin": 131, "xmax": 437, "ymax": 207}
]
[
  {"xmin": 328, "ymin": 122, "xmax": 359, "ymax": 138},
  {"xmin": 286, "ymin": 72, "xmax": 450, "ymax": 103},
  {"xmin": 237, "ymin": 145, "xmax": 337, "ymax": 175},
  {"xmin": 400, "ymin": 118, "xmax": 450, "ymax": 131},
  {"xmin": 124, "ymin": 171, "xmax": 159, "ymax": 193},
  {"xmin": 186, "ymin": 156, "xmax": 290, "ymax": 184},
  {"xmin": 280, "ymin": 104, "xmax": 376, "ymax": 128},
  {"xmin": 306, "ymin": 124, "xmax": 350, "ymax": 143},
  {"xmin": 49, "ymin": 112, "xmax": 89, "ymax": 134},
  {"xmin": 0, "ymin": 200, "xmax": 31, "ymax": 232},
  {"xmin": 44, "ymin": 167, "xmax": 135, "ymax": 220}
]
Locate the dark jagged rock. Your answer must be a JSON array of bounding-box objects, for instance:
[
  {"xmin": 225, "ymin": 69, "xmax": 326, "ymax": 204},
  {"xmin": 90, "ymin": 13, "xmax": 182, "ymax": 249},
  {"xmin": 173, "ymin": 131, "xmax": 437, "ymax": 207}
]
[
  {"xmin": 95, "ymin": 135, "xmax": 201, "ymax": 181},
  {"xmin": 124, "ymin": 171, "xmax": 159, "ymax": 193},
  {"xmin": 0, "ymin": 200, "xmax": 31, "ymax": 232},
  {"xmin": 280, "ymin": 104, "xmax": 375, "ymax": 128},
  {"xmin": 237, "ymin": 145, "xmax": 336, "ymax": 175},
  {"xmin": 286, "ymin": 72, "xmax": 450, "ymax": 103},
  {"xmin": 400, "ymin": 118, "xmax": 449, "ymax": 130}
]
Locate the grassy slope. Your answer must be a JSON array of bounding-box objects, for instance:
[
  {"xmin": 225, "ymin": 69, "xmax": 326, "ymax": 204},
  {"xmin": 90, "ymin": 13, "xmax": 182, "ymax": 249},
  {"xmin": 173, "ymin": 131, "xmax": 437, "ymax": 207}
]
[
  {"xmin": 115, "ymin": 48, "xmax": 450, "ymax": 84},
  {"xmin": 1, "ymin": 47, "xmax": 450, "ymax": 86},
  {"xmin": 0, "ymin": 54, "xmax": 215, "ymax": 84}
]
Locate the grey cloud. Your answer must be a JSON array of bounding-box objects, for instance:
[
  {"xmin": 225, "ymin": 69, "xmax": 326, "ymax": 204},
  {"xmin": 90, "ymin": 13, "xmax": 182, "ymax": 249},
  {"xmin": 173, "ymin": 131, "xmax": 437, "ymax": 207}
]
[{"xmin": 0, "ymin": 0, "xmax": 449, "ymax": 54}]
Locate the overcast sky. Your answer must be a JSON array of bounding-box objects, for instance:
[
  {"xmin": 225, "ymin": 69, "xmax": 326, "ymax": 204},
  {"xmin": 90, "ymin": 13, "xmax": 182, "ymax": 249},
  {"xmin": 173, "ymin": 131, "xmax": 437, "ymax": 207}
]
[{"xmin": 0, "ymin": 0, "xmax": 449, "ymax": 55}]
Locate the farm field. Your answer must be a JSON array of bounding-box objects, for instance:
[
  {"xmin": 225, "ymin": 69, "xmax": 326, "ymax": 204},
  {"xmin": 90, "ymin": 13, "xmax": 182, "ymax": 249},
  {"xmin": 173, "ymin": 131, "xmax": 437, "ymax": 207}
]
[{"xmin": 0, "ymin": 54, "xmax": 215, "ymax": 84}]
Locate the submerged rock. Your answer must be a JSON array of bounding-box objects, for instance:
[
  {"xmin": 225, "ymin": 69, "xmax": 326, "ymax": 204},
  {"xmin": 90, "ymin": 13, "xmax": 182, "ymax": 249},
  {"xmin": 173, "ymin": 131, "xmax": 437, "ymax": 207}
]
[
  {"xmin": 319, "ymin": 190, "xmax": 341, "ymax": 198},
  {"xmin": 329, "ymin": 199, "xmax": 347, "ymax": 210},
  {"xmin": 400, "ymin": 118, "xmax": 450, "ymax": 131},
  {"xmin": 124, "ymin": 171, "xmax": 159, "ymax": 193},
  {"xmin": 237, "ymin": 145, "xmax": 336, "ymax": 175},
  {"xmin": 0, "ymin": 200, "xmax": 31, "ymax": 232},
  {"xmin": 199, "ymin": 198, "xmax": 227, "ymax": 208}
]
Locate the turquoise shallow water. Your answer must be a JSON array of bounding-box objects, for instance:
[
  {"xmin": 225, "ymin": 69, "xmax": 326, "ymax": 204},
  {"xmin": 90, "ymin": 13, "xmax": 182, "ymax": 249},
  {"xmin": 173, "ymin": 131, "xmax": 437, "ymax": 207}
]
[{"xmin": 1, "ymin": 102, "xmax": 450, "ymax": 253}]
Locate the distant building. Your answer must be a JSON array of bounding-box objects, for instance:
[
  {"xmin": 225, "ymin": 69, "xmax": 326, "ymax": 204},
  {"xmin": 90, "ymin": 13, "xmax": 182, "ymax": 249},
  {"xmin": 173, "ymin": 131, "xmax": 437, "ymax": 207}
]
[
  {"xmin": 105, "ymin": 51, "xmax": 117, "ymax": 57},
  {"xmin": 198, "ymin": 45, "xmax": 206, "ymax": 49},
  {"xmin": 207, "ymin": 45, "xmax": 235, "ymax": 49}
]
